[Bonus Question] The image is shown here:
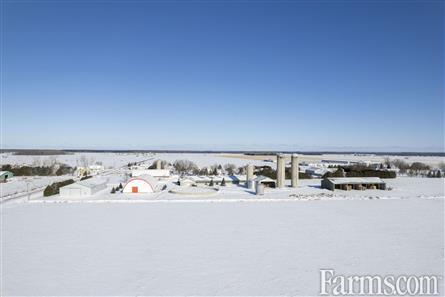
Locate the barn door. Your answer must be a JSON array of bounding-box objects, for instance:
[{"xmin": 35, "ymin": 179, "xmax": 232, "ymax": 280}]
[{"xmin": 132, "ymin": 186, "xmax": 138, "ymax": 193}]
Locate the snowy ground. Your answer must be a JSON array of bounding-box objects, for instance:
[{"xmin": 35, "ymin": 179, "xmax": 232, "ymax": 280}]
[
  {"xmin": 2, "ymin": 199, "xmax": 443, "ymax": 296},
  {"xmin": 1, "ymin": 153, "xmax": 444, "ymax": 296}
]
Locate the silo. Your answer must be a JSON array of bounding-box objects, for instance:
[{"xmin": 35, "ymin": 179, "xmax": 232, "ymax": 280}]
[
  {"xmin": 246, "ymin": 164, "xmax": 254, "ymax": 189},
  {"xmin": 156, "ymin": 160, "xmax": 162, "ymax": 169},
  {"xmin": 291, "ymin": 154, "xmax": 299, "ymax": 188},
  {"xmin": 276, "ymin": 154, "xmax": 286, "ymax": 188}
]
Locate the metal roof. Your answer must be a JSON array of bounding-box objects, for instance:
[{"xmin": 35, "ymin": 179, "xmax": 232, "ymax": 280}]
[
  {"xmin": 60, "ymin": 178, "xmax": 107, "ymax": 190},
  {"xmin": 253, "ymin": 175, "xmax": 275, "ymax": 182},
  {"xmin": 325, "ymin": 177, "xmax": 385, "ymax": 185}
]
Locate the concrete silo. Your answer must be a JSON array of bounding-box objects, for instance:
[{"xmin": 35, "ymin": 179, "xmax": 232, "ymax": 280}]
[
  {"xmin": 276, "ymin": 154, "xmax": 286, "ymax": 188},
  {"xmin": 291, "ymin": 154, "xmax": 299, "ymax": 188},
  {"xmin": 246, "ymin": 164, "xmax": 254, "ymax": 189}
]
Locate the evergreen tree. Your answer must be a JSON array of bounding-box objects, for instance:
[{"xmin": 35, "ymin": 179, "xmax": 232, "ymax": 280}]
[
  {"xmin": 221, "ymin": 178, "xmax": 226, "ymax": 186},
  {"xmin": 436, "ymin": 170, "xmax": 442, "ymax": 178},
  {"xmin": 209, "ymin": 179, "xmax": 214, "ymax": 187},
  {"xmin": 118, "ymin": 183, "xmax": 123, "ymax": 189},
  {"xmin": 111, "ymin": 187, "xmax": 116, "ymax": 194}
]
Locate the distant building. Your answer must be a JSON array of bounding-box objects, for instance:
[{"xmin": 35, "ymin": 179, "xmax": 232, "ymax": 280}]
[
  {"xmin": 59, "ymin": 178, "xmax": 108, "ymax": 197},
  {"xmin": 131, "ymin": 169, "xmax": 170, "ymax": 178},
  {"xmin": 253, "ymin": 175, "xmax": 276, "ymax": 190},
  {"xmin": 321, "ymin": 177, "xmax": 386, "ymax": 191},
  {"xmin": 75, "ymin": 165, "xmax": 105, "ymax": 177},
  {"xmin": 179, "ymin": 175, "xmax": 247, "ymax": 186},
  {"xmin": 304, "ymin": 167, "xmax": 330, "ymax": 178},
  {"xmin": 123, "ymin": 175, "xmax": 163, "ymax": 193},
  {"xmin": 0, "ymin": 171, "xmax": 13, "ymax": 183}
]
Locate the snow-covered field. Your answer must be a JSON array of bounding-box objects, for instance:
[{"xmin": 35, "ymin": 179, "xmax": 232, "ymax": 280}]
[
  {"xmin": 1, "ymin": 152, "xmax": 444, "ymax": 296},
  {"xmin": 6, "ymin": 151, "xmax": 442, "ymax": 169},
  {"xmin": 2, "ymin": 199, "xmax": 443, "ymax": 296},
  {"xmin": 0, "ymin": 152, "xmax": 271, "ymax": 168}
]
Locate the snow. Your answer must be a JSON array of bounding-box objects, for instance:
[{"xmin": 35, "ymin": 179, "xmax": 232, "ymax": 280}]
[
  {"xmin": 0, "ymin": 175, "xmax": 72, "ymax": 201},
  {"xmin": 1, "ymin": 153, "xmax": 443, "ymax": 295},
  {"xmin": 2, "ymin": 199, "xmax": 443, "ymax": 296},
  {"xmin": 0, "ymin": 152, "xmax": 155, "ymax": 168}
]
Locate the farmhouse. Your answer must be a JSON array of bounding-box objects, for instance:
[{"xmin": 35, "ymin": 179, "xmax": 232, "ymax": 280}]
[
  {"xmin": 321, "ymin": 177, "xmax": 386, "ymax": 191},
  {"xmin": 59, "ymin": 178, "xmax": 108, "ymax": 197},
  {"xmin": 0, "ymin": 171, "xmax": 13, "ymax": 183},
  {"xmin": 123, "ymin": 174, "xmax": 162, "ymax": 193}
]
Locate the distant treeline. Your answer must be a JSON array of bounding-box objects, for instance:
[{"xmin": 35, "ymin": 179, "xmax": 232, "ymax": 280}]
[
  {"xmin": 1, "ymin": 164, "xmax": 74, "ymax": 176},
  {"xmin": 255, "ymin": 166, "xmax": 312, "ymax": 179},
  {"xmin": 8, "ymin": 149, "xmax": 69, "ymax": 155},
  {"xmin": 324, "ymin": 166, "xmax": 396, "ymax": 179}
]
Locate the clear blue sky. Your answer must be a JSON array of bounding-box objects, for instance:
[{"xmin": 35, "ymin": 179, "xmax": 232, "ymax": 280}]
[{"xmin": 2, "ymin": 0, "xmax": 444, "ymax": 151}]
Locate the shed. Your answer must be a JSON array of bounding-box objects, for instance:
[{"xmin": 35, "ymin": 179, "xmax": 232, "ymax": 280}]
[
  {"xmin": 0, "ymin": 171, "xmax": 13, "ymax": 183},
  {"xmin": 59, "ymin": 178, "xmax": 108, "ymax": 197},
  {"xmin": 253, "ymin": 175, "xmax": 276, "ymax": 190},
  {"xmin": 321, "ymin": 177, "xmax": 386, "ymax": 191},
  {"xmin": 123, "ymin": 174, "xmax": 162, "ymax": 194}
]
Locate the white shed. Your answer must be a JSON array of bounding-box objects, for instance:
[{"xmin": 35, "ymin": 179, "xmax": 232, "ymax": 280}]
[
  {"xmin": 59, "ymin": 178, "xmax": 108, "ymax": 197},
  {"xmin": 123, "ymin": 175, "xmax": 161, "ymax": 194}
]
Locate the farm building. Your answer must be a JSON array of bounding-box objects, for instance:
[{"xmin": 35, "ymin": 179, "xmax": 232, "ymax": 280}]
[
  {"xmin": 123, "ymin": 175, "xmax": 163, "ymax": 194},
  {"xmin": 321, "ymin": 177, "xmax": 386, "ymax": 191},
  {"xmin": 179, "ymin": 175, "xmax": 247, "ymax": 186},
  {"xmin": 131, "ymin": 169, "xmax": 170, "ymax": 178},
  {"xmin": 59, "ymin": 178, "xmax": 108, "ymax": 197},
  {"xmin": 253, "ymin": 175, "xmax": 276, "ymax": 190},
  {"xmin": 0, "ymin": 171, "xmax": 13, "ymax": 183},
  {"xmin": 75, "ymin": 165, "xmax": 104, "ymax": 177},
  {"xmin": 178, "ymin": 177, "xmax": 196, "ymax": 187}
]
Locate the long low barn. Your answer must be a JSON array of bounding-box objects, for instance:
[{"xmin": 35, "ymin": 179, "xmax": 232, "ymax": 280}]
[
  {"xmin": 321, "ymin": 177, "xmax": 386, "ymax": 191},
  {"xmin": 179, "ymin": 175, "xmax": 247, "ymax": 186}
]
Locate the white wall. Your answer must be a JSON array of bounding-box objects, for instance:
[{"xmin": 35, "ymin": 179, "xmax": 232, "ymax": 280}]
[{"xmin": 123, "ymin": 179, "xmax": 154, "ymax": 193}]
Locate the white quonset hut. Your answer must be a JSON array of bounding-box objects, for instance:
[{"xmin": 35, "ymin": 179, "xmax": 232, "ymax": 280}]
[
  {"xmin": 59, "ymin": 178, "xmax": 108, "ymax": 197},
  {"xmin": 123, "ymin": 175, "xmax": 161, "ymax": 194}
]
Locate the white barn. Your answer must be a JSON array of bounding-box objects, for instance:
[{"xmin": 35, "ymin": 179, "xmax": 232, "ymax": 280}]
[
  {"xmin": 131, "ymin": 169, "xmax": 170, "ymax": 178},
  {"xmin": 59, "ymin": 178, "xmax": 108, "ymax": 197},
  {"xmin": 123, "ymin": 175, "xmax": 161, "ymax": 194}
]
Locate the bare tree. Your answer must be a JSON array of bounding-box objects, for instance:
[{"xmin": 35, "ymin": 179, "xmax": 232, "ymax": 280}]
[
  {"xmin": 79, "ymin": 155, "xmax": 89, "ymax": 168},
  {"xmin": 173, "ymin": 160, "xmax": 198, "ymax": 175},
  {"xmin": 224, "ymin": 163, "xmax": 237, "ymax": 175}
]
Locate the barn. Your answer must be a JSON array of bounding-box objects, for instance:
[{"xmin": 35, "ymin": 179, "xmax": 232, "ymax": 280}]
[
  {"xmin": 123, "ymin": 175, "xmax": 160, "ymax": 194},
  {"xmin": 59, "ymin": 178, "xmax": 108, "ymax": 197},
  {"xmin": 321, "ymin": 177, "xmax": 386, "ymax": 191},
  {"xmin": 131, "ymin": 169, "xmax": 170, "ymax": 178},
  {"xmin": 0, "ymin": 171, "xmax": 13, "ymax": 183}
]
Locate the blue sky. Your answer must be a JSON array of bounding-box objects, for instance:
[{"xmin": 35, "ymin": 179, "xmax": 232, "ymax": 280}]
[{"xmin": 2, "ymin": 0, "xmax": 444, "ymax": 151}]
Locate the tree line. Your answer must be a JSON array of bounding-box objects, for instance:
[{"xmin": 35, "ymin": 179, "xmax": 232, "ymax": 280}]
[{"xmin": 1, "ymin": 164, "xmax": 75, "ymax": 176}]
